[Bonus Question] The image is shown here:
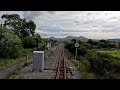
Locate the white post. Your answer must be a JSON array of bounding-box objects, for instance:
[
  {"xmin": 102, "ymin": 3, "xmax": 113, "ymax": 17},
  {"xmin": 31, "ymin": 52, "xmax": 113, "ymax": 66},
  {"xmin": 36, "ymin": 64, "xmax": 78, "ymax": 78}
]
[
  {"xmin": 45, "ymin": 43, "xmax": 47, "ymax": 60},
  {"xmin": 75, "ymin": 42, "xmax": 79, "ymax": 61},
  {"xmin": 75, "ymin": 47, "xmax": 77, "ymax": 61}
]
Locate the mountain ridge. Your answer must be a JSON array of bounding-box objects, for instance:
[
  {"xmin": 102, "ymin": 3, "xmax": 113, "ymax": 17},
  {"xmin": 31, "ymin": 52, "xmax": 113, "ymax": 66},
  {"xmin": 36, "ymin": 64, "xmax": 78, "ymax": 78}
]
[{"xmin": 48, "ymin": 36, "xmax": 120, "ymax": 42}]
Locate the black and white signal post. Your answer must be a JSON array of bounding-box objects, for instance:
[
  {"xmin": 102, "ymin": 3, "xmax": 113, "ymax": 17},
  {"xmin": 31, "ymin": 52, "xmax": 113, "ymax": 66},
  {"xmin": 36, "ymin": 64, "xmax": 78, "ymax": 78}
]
[{"xmin": 75, "ymin": 42, "xmax": 79, "ymax": 60}]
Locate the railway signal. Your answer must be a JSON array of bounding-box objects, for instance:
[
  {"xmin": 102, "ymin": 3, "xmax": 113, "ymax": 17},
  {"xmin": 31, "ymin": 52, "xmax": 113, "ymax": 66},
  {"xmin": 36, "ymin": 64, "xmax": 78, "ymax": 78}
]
[{"xmin": 75, "ymin": 43, "xmax": 79, "ymax": 60}]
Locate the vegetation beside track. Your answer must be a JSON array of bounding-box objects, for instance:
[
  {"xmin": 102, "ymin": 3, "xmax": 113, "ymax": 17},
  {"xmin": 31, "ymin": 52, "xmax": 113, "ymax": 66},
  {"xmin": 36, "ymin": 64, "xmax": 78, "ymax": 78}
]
[
  {"xmin": 0, "ymin": 49, "xmax": 32, "ymax": 72},
  {"xmin": 65, "ymin": 39, "xmax": 120, "ymax": 79}
]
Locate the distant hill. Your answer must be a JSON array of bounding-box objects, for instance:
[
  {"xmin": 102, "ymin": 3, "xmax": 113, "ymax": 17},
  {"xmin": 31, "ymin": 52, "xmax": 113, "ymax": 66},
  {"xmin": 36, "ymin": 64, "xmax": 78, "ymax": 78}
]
[
  {"xmin": 107, "ymin": 39, "xmax": 120, "ymax": 42},
  {"xmin": 48, "ymin": 36, "xmax": 120, "ymax": 42},
  {"xmin": 63, "ymin": 36, "xmax": 88, "ymax": 42},
  {"xmin": 49, "ymin": 36, "xmax": 88, "ymax": 42},
  {"xmin": 49, "ymin": 37, "xmax": 62, "ymax": 41}
]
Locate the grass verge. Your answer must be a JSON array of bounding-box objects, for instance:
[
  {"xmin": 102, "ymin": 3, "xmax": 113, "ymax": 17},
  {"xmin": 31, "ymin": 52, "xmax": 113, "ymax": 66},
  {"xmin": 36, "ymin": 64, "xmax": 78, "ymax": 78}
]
[
  {"xmin": 5, "ymin": 65, "xmax": 22, "ymax": 79},
  {"xmin": 0, "ymin": 52, "xmax": 32, "ymax": 72},
  {"xmin": 5, "ymin": 61, "xmax": 32, "ymax": 79},
  {"xmin": 74, "ymin": 59, "xmax": 97, "ymax": 79}
]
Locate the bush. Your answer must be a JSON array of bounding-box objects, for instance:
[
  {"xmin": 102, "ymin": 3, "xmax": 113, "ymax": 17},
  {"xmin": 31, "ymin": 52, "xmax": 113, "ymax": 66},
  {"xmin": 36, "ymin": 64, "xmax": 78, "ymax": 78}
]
[
  {"xmin": 86, "ymin": 51, "xmax": 120, "ymax": 78},
  {"xmin": 65, "ymin": 42, "xmax": 88, "ymax": 57},
  {"xmin": 77, "ymin": 45, "xmax": 88, "ymax": 56},
  {"xmin": 37, "ymin": 43, "xmax": 45, "ymax": 51},
  {"xmin": 65, "ymin": 43, "xmax": 76, "ymax": 55},
  {"xmin": 0, "ymin": 27, "xmax": 24, "ymax": 58},
  {"xmin": 22, "ymin": 36, "xmax": 37, "ymax": 48},
  {"xmin": 82, "ymin": 43, "xmax": 93, "ymax": 49}
]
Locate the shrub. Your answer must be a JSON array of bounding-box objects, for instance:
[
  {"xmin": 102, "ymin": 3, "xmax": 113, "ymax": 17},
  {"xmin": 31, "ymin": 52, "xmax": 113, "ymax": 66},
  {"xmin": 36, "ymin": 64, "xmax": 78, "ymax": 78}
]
[
  {"xmin": 65, "ymin": 42, "xmax": 88, "ymax": 57},
  {"xmin": 37, "ymin": 43, "xmax": 45, "ymax": 51},
  {"xmin": 0, "ymin": 27, "xmax": 24, "ymax": 59},
  {"xmin": 77, "ymin": 45, "xmax": 88, "ymax": 56},
  {"xmin": 22, "ymin": 36, "xmax": 37, "ymax": 48},
  {"xmin": 86, "ymin": 51, "xmax": 120, "ymax": 78}
]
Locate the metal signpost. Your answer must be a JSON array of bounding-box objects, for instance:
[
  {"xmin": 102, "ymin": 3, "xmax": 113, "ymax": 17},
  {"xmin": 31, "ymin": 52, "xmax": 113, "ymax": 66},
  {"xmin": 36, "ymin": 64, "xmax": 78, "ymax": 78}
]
[{"xmin": 75, "ymin": 43, "xmax": 79, "ymax": 61}]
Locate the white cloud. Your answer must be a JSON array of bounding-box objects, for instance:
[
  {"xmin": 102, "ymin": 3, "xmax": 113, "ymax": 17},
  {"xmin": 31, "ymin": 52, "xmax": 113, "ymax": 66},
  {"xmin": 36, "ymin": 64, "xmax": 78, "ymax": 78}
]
[{"xmin": 0, "ymin": 11, "xmax": 120, "ymax": 39}]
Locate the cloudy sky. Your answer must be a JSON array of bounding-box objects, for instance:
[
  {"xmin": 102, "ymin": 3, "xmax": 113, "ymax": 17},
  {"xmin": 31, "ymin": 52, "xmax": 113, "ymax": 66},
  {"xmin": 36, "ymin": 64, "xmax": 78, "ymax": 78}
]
[{"xmin": 0, "ymin": 11, "xmax": 120, "ymax": 39}]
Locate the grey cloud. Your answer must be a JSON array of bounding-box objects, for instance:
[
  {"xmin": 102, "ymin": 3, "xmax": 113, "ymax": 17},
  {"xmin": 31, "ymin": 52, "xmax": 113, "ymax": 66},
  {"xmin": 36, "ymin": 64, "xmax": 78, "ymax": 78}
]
[
  {"xmin": 102, "ymin": 24, "xmax": 115, "ymax": 28},
  {"xmin": 102, "ymin": 26, "xmax": 120, "ymax": 32},
  {"xmin": 23, "ymin": 11, "xmax": 56, "ymax": 20},
  {"xmin": 0, "ymin": 11, "xmax": 120, "ymax": 39},
  {"xmin": 47, "ymin": 11, "xmax": 56, "ymax": 14},
  {"xmin": 23, "ymin": 11, "xmax": 44, "ymax": 20}
]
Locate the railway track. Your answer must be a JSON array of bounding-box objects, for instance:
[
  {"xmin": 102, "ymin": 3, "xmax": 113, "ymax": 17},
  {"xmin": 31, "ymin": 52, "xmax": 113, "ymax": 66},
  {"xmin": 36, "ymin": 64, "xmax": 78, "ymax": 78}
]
[{"xmin": 55, "ymin": 44, "xmax": 73, "ymax": 79}]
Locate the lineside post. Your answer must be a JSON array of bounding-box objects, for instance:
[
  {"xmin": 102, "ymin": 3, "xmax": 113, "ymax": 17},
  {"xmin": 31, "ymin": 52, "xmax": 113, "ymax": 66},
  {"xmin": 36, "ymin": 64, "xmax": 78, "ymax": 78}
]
[{"xmin": 75, "ymin": 42, "xmax": 79, "ymax": 61}]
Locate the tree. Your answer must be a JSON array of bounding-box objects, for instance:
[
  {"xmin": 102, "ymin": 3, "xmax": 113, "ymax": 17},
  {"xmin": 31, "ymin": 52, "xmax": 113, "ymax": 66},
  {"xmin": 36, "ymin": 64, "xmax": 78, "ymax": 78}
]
[
  {"xmin": 71, "ymin": 39, "xmax": 76, "ymax": 44},
  {"xmin": 1, "ymin": 14, "xmax": 20, "ymax": 28},
  {"xmin": 77, "ymin": 40, "xmax": 82, "ymax": 44},
  {"xmin": 77, "ymin": 45, "xmax": 87, "ymax": 56},
  {"xmin": 98, "ymin": 42, "xmax": 105, "ymax": 48},
  {"xmin": 87, "ymin": 39, "xmax": 93, "ymax": 45},
  {"xmin": 34, "ymin": 33, "xmax": 41, "ymax": 47},
  {"xmin": 1, "ymin": 14, "xmax": 36, "ymax": 37},
  {"xmin": 25, "ymin": 20, "xmax": 36, "ymax": 36},
  {"xmin": 0, "ymin": 27, "xmax": 24, "ymax": 58},
  {"xmin": 99, "ymin": 39, "xmax": 109, "ymax": 44},
  {"xmin": 22, "ymin": 36, "xmax": 37, "ymax": 48},
  {"xmin": 118, "ymin": 41, "xmax": 120, "ymax": 49}
]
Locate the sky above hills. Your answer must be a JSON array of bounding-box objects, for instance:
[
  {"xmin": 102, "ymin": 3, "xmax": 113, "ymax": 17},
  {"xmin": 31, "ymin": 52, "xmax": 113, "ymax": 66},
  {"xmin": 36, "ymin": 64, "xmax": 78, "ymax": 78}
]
[{"xmin": 0, "ymin": 11, "xmax": 120, "ymax": 39}]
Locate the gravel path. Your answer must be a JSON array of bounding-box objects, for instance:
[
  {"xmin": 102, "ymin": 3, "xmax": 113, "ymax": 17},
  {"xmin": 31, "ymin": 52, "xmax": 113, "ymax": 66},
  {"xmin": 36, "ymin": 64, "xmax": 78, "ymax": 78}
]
[{"xmin": 0, "ymin": 58, "xmax": 33, "ymax": 79}]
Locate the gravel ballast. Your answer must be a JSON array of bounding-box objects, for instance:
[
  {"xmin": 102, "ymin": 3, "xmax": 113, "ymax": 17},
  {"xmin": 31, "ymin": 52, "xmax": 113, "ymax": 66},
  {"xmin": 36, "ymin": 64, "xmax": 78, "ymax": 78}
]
[
  {"xmin": 13, "ymin": 45, "xmax": 81, "ymax": 79},
  {"xmin": 14, "ymin": 46, "xmax": 59, "ymax": 79}
]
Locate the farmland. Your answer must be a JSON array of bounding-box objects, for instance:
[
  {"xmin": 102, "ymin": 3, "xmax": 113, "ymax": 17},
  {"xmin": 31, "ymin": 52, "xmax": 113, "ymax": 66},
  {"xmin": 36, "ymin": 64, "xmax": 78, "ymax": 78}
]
[{"xmin": 95, "ymin": 49, "xmax": 120, "ymax": 60}]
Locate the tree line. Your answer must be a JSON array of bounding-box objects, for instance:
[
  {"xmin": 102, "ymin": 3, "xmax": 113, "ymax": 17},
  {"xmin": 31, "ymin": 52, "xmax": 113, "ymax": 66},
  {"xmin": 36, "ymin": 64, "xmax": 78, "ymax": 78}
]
[{"xmin": 0, "ymin": 14, "xmax": 43, "ymax": 59}]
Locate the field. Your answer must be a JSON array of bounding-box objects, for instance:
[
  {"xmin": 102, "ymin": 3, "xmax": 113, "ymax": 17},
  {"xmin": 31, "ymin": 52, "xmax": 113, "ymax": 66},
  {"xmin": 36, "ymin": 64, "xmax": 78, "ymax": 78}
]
[{"xmin": 95, "ymin": 49, "xmax": 120, "ymax": 60}]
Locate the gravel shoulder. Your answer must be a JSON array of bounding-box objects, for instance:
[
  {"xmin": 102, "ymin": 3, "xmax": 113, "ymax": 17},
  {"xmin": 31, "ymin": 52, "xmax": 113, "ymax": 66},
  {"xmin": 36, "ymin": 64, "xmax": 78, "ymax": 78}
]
[
  {"xmin": 0, "ymin": 58, "xmax": 33, "ymax": 79},
  {"xmin": 65, "ymin": 49, "xmax": 81, "ymax": 79},
  {"xmin": 13, "ymin": 45, "xmax": 59, "ymax": 79}
]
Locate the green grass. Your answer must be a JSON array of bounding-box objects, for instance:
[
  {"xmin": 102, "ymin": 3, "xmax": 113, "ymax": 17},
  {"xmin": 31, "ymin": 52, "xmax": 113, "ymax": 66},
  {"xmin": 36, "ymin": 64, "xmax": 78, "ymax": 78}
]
[
  {"xmin": 47, "ymin": 50, "xmax": 54, "ymax": 58},
  {"xmin": 66, "ymin": 48, "xmax": 97, "ymax": 79},
  {"xmin": 46, "ymin": 47, "xmax": 55, "ymax": 60},
  {"xmin": 5, "ymin": 61, "xmax": 32, "ymax": 79},
  {"xmin": 23, "ymin": 61, "xmax": 32, "ymax": 67},
  {"xmin": 95, "ymin": 49, "xmax": 120, "ymax": 60},
  {"xmin": 0, "ymin": 52, "xmax": 32, "ymax": 72},
  {"xmin": 74, "ymin": 60, "xmax": 97, "ymax": 79},
  {"xmin": 5, "ymin": 65, "xmax": 22, "ymax": 79}
]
